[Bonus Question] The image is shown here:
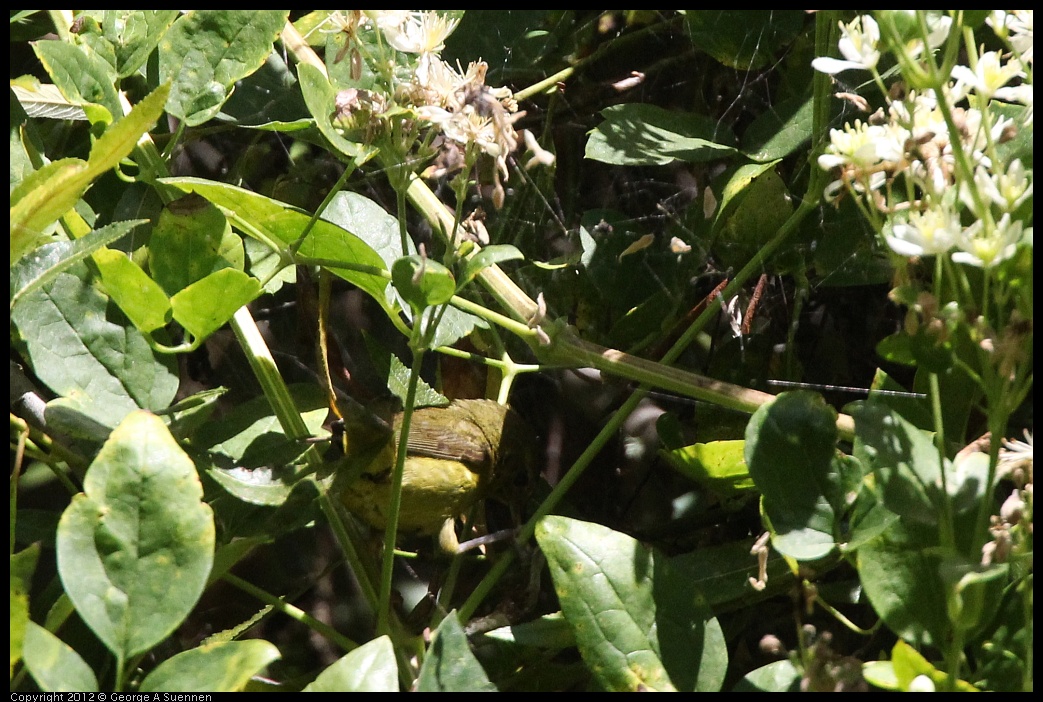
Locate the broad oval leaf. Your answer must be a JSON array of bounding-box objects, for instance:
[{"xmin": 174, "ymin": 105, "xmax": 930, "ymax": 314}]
[
  {"xmin": 535, "ymin": 515, "xmax": 726, "ymax": 692},
  {"xmin": 11, "ymin": 263, "xmax": 179, "ymax": 431},
  {"xmin": 170, "ymin": 268, "xmax": 263, "ymax": 342},
  {"xmin": 56, "ymin": 411, "xmax": 215, "ymax": 661},
  {"xmin": 391, "ymin": 255, "xmax": 456, "ymax": 310},
  {"xmin": 93, "ymin": 248, "xmax": 172, "ymax": 333},
  {"xmin": 745, "ymin": 391, "xmax": 841, "ymax": 561}
]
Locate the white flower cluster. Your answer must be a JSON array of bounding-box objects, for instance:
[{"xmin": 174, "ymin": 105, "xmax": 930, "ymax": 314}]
[
  {"xmin": 813, "ymin": 12, "xmax": 1033, "ymax": 268},
  {"xmin": 367, "ymin": 11, "xmax": 534, "ymax": 206}
]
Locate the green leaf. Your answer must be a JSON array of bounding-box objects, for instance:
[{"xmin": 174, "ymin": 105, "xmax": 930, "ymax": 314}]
[
  {"xmin": 55, "ymin": 411, "xmax": 215, "ymax": 661},
  {"xmin": 32, "ymin": 38, "xmax": 121, "ymax": 116},
  {"xmin": 416, "ymin": 611, "xmax": 497, "ymax": 692},
  {"xmin": 460, "ymin": 244, "xmax": 524, "ymax": 287},
  {"xmin": 160, "ymin": 177, "xmax": 391, "ymax": 308},
  {"xmin": 21, "ymin": 621, "xmax": 98, "ymax": 693},
  {"xmin": 139, "ymin": 639, "xmax": 280, "ymax": 692},
  {"xmin": 93, "ymin": 248, "xmax": 172, "ymax": 333},
  {"xmin": 850, "ymin": 401, "xmax": 944, "ymax": 525},
  {"xmin": 669, "ymin": 537, "xmax": 795, "ymax": 610},
  {"xmin": 362, "ymin": 333, "xmax": 449, "ymax": 409},
  {"xmin": 85, "ymin": 83, "xmax": 170, "ymax": 177},
  {"xmin": 856, "ymin": 518, "xmax": 949, "ymax": 648},
  {"xmin": 586, "ymin": 104, "xmax": 737, "ymax": 166},
  {"xmin": 149, "ymin": 194, "xmax": 242, "ymax": 296},
  {"xmin": 170, "ymin": 268, "xmax": 263, "ymax": 342},
  {"xmin": 732, "ymin": 659, "xmax": 802, "ymax": 692},
  {"xmin": 195, "ymin": 383, "xmax": 329, "ymax": 467},
  {"xmin": 305, "ymin": 636, "xmax": 398, "ymax": 692},
  {"xmin": 10, "ymin": 544, "xmax": 41, "ymax": 677},
  {"xmin": 741, "ymin": 93, "xmax": 814, "ymax": 162},
  {"xmin": 392, "ymin": 255, "xmax": 456, "ymax": 310},
  {"xmin": 10, "ymin": 84, "xmax": 170, "ymax": 265},
  {"xmin": 745, "ymin": 391, "xmax": 841, "ymax": 561},
  {"xmin": 662, "ymin": 439, "xmax": 755, "ymax": 498},
  {"xmin": 711, "ymin": 162, "xmax": 793, "ymax": 270},
  {"xmin": 10, "ymin": 158, "xmax": 90, "ymax": 264},
  {"xmin": 159, "ymin": 10, "xmax": 289, "ymax": 126},
  {"xmin": 883, "ymin": 639, "xmax": 977, "ymax": 691},
  {"xmin": 11, "ymin": 263, "xmax": 179, "ymax": 432},
  {"xmin": 10, "ymin": 219, "xmax": 146, "ymax": 310},
  {"xmin": 685, "ymin": 11, "xmax": 806, "ymax": 70},
  {"xmin": 297, "ymin": 62, "xmax": 378, "ymax": 162},
  {"xmin": 98, "ymin": 10, "xmax": 180, "ymax": 78},
  {"xmin": 535, "ymin": 516, "xmax": 726, "ymax": 692},
  {"xmin": 320, "ymin": 191, "xmax": 408, "ymax": 270}
]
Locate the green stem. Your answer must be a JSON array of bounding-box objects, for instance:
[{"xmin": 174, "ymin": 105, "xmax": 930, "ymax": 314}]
[
  {"xmin": 222, "ymin": 572, "xmax": 359, "ymax": 653},
  {"xmin": 377, "ymin": 344, "xmax": 425, "ymax": 636},
  {"xmin": 229, "ymin": 307, "xmax": 324, "ymax": 467}
]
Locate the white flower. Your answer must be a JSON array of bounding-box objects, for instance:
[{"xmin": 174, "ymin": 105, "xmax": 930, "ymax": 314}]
[
  {"xmin": 974, "ymin": 159, "xmax": 1033, "ymax": 213},
  {"xmin": 382, "ymin": 11, "xmax": 459, "ymax": 55},
  {"xmin": 884, "ymin": 206, "xmax": 961, "ymax": 257},
  {"xmin": 812, "ymin": 15, "xmax": 880, "ymax": 74},
  {"xmin": 818, "ymin": 120, "xmax": 894, "ymax": 171},
  {"xmin": 363, "ymin": 10, "xmax": 413, "ymax": 32},
  {"xmin": 951, "ymin": 51, "xmax": 1024, "ymax": 101},
  {"xmin": 988, "ymin": 10, "xmax": 1034, "ymax": 64},
  {"xmin": 951, "ymin": 213, "xmax": 1023, "ymax": 267},
  {"xmin": 899, "ymin": 14, "xmax": 953, "ymax": 60}
]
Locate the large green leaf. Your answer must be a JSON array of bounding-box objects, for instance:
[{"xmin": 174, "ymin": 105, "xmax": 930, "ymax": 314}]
[
  {"xmin": 416, "ymin": 611, "xmax": 497, "ymax": 692},
  {"xmin": 850, "ymin": 401, "xmax": 943, "ymax": 526},
  {"xmin": 159, "ymin": 10, "xmax": 288, "ymax": 126},
  {"xmin": 305, "ymin": 636, "xmax": 398, "ymax": 692},
  {"xmin": 149, "ymin": 194, "xmax": 242, "ymax": 296},
  {"xmin": 55, "ymin": 411, "xmax": 215, "ymax": 662},
  {"xmin": 740, "ymin": 93, "xmax": 814, "ymax": 162},
  {"xmin": 856, "ymin": 519, "xmax": 950, "ymax": 648},
  {"xmin": 744, "ymin": 391, "xmax": 842, "ymax": 561},
  {"xmin": 535, "ymin": 516, "xmax": 726, "ymax": 692},
  {"xmin": 139, "ymin": 640, "xmax": 280, "ymax": 692},
  {"xmin": 11, "ymin": 262, "xmax": 179, "ymax": 433},
  {"xmin": 92, "ymin": 248, "xmax": 172, "ymax": 333},
  {"xmin": 586, "ymin": 104, "xmax": 737, "ymax": 166},
  {"xmin": 32, "ymin": 38, "xmax": 121, "ymax": 117},
  {"xmin": 160, "ymin": 177, "xmax": 391, "ymax": 308},
  {"xmin": 90, "ymin": 10, "xmax": 180, "ymax": 78}
]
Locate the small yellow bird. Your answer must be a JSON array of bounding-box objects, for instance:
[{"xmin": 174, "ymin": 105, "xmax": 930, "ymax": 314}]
[{"xmin": 337, "ymin": 399, "xmax": 532, "ymax": 536}]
